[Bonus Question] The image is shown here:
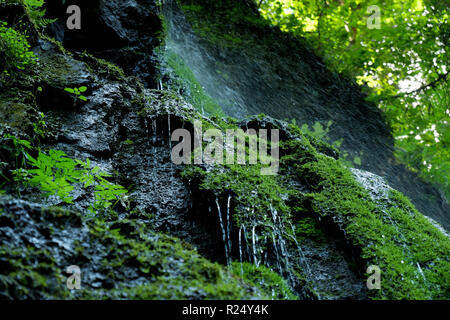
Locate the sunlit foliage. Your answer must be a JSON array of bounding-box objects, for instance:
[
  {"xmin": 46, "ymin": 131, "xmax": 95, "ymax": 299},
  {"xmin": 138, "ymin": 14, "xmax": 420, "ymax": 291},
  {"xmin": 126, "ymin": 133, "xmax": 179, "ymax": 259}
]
[{"xmin": 256, "ymin": 0, "xmax": 449, "ymax": 198}]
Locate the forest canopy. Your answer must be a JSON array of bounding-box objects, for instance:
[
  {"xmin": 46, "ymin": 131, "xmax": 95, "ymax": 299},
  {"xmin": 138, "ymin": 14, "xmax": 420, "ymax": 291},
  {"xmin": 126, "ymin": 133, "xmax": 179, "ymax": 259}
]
[{"xmin": 255, "ymin": 0, "xmax": 449, "ymax": 199}]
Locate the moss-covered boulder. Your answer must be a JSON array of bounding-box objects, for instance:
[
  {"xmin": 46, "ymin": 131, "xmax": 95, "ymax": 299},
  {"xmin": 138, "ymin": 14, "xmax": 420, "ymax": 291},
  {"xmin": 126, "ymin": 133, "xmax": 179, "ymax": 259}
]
[
  {"xmin": 0, "ymin": 196, "xmax": 269, "ymax": 299},
  {"xmin": 181, "ymin": 116, "xmax": 450, "ymax": 300}
]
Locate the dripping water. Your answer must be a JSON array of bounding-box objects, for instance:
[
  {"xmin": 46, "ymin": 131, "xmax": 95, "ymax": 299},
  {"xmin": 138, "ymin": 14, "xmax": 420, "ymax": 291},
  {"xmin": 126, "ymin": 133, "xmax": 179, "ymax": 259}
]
[
  {"xmin": 168, "ymin": 114, "xmax": 172, "ymax": 150},
  {"xmin": 239, "ymin": 226, "xmax": 244, "ymax": 276},
  {"xmin": 273, "ymin": 234, "xmax": 283, "ymax": 274},
  {"xmin": 252, "ymin": 225, "xmax": 259, "ymax": 267},
  {"xmin": 417, "ymin": 262, "xmax": 426, "ymax": 282},
  {"xmin": 288, "ymin": 223, "xmax": 313, "ymax": 280},
  {"xmin": 216, "ymin": 198, "xmax": 230, "ymax": 266},
  {"xmin": 226, "ymin": 195, "xmax": 232, "ymax": 258},
  {"xmin": 143, "ymin": 118, "xmax": 153, "ymax": 172},
  {"xmin": 243, "ymin": 225, "xmax": 251, "ymax": 259}
]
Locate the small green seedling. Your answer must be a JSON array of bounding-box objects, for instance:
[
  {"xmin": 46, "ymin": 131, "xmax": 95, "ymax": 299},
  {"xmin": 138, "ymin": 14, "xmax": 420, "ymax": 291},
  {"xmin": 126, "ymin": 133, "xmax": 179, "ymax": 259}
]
[{"xmin": 64, "ymin": 86, "xmax": 88, "ymax": 102}]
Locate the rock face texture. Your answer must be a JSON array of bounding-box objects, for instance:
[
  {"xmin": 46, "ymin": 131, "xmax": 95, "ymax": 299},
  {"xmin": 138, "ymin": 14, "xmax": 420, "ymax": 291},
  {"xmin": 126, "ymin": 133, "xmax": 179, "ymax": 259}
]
[
  {"xmin": 47, "ymin": 0, "xmax": 162, "ymax": 87},
  {"xmin": 0, "ymin": 196, "xmax": 265, "ymax": 299},
  {"xmin": 0, "ymin": 0, "xmax": 448, "ymax": 300}
]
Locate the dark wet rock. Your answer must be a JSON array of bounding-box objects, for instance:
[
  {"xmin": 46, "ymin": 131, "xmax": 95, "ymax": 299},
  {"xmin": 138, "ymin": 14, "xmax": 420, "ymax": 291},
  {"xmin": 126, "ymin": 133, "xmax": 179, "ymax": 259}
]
[
  {"xmin": 36, "ymin": 45, "xmax": 91, "ymax": 90},
  {"xmin": 299, "ymin": 237, "xmax": 367, "ymax": 300},
  {"xmin": 0, "ymin": 196, "xmax": 263, "ymax": 299},
  {"xmin": 28, "ymin": 43, "xmax": 236, "ymax": 269},
  {"xmin": 45, "ymin": 0, "xmax": 162, "ymax": 87},
  {"xmin": 0, "ymin": 102, "xmax": 37, "ymax": 136},
  {"xmin": 113, "ymin": 89, "xmax": 226, "ymax": 257},
  {"xmin": 351, "ymin": 168, "xmax": 450, "ymax": 240}
]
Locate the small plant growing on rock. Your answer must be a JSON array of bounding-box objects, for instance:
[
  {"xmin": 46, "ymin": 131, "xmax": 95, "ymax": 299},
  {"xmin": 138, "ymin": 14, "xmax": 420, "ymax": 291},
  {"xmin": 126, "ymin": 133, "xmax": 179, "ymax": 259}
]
[
  {"xmin": 0, "ymin": 21, "xmax": 38, "ymax": 79},
  {"xmin": 64, "ymin": 86, "xmax": 88, "ymax": 102},
  {"xmin": 32, "ymin": 111, "xmax": 47, "ymax": 139},
  {"xmin": 0, "ymin": 134, "xmax": 31, "ymax": 170},
  {"xmin": 23, "ymin": 0, "xmax": 56, "ymax": 29}
]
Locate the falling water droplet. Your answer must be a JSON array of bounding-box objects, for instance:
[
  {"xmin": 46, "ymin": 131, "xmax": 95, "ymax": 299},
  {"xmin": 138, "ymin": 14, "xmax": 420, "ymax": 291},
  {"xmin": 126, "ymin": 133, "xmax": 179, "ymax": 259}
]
[
  {"xmin": 239, "ymin": 226, "xmax": 244, "ymax": 277},
  {"xmin": 216, "ymin": 198, "xmax": 230, "ymax": 266},
  {"xmin": 168, "ymin": 114, "xmax": 172, "ymax": 150},
  {"xmin": 252, "ymin": 225, "xmax": 259, "ymax": 267},
  {"xmin": 227, "ymin": 195, "xmax": 232, "ymax": 257}
]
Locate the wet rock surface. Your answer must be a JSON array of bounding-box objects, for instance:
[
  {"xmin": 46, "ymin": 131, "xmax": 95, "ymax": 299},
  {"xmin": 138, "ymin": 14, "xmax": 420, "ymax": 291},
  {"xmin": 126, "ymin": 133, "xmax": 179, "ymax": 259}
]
[
  {"xmin": 0, "ymin": 196, "xmax": 262, "ymax": 299},
  {"xmin": 4, "ymin": 38, "xmax": 368, "ymax": 297},
  {"xmin": 0, "ymin": 0, "xmax": 448, "ymax": 300},
  {"xmin": 36, "ymin": 49, "xmax": 210, "ymax": 251},
  {"xmin": 46, "ymin": 0, "xmax": 162, "ymax": 87},
  {"xmin": 300, "ymin": 237, "xmax": 367, "ymax": 300}
]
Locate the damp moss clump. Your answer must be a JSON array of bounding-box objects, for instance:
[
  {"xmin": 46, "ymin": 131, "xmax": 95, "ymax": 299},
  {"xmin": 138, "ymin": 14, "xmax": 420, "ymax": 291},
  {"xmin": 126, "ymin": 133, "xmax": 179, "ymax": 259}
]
[
  {"xmin": 281, "ymin": 133, "xmax": 450, "ymax": 300},
  {"xmin": 75, "ymin": 219, "xmax": 260, "ymax": 300},
  {"xmin": 293, "ymin": 216, "xmax": 326, "ymax": 243},
  {"xmin": 156, "ymin": 47, "xmax": 223, "ymax": 115},
  {"xmin": 180, "ymin": 117, "xmax": 317, "ymax": 298},
  {"xmin": 178, "ymin": 0, "xmax": 269, "ymax": 49},
  {"xmin": 182, "ymin": 163, "xmax": 291, "ymax": 228},
  {"xmin": 231, "ymin": 262, "xmax": 297, "ymax": 300},
  {"xmin": 182, "ymin": 115, "xmax": 450, "ymax": 300},
  {"xmin": 0, "ymin": 196, "xmax": 265, "ymax": 300}
]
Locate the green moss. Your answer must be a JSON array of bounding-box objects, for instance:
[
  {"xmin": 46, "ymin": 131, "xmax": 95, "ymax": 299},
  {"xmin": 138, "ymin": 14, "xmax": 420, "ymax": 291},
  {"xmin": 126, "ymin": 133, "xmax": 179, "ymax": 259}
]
[
  {"xmin": 294, "ymin": 216, "xmax": 326, "ymax": 242},
  {"xmin": 0, "ymin": 197, "xmax": 265, "ymax": 299},
  {"xmin": 179, "ymin": 117, "xmax": 310, "ymax": 297},
  {"xmin": 281, "ymin": 127, "xmax": 450, "ymax": 300},
  {"xmin": 0, "ymin": 244, "xmax": 69, "ymax": 299},
  {"xmin": 164, "ymin": 51, "xmax": 224, "ymax": 115},
  {"xmin": 180, "ymin": 4, "xmax": 203, "ymax": 12},
  {"xmin": 182, "ymin": 162, "xmax": 290, "ymax": 227},
  {"xmin": 181, "ymin": 115, "xmax": 449, "ymax": 300},
  {"xmin": 231, "ymin": 262, "xmax": 297, "ymax": 300},
  {"xmin": 77, "ymin": 52, "xmax": 127, "ymax": 82},
  {"xmin": 122, "ymin": 139, "xmax": 134, "ymax": 145},
  {"xmin": 287, "ymin": 123, "xmax": 340, "ymax": 160},
  {"xmin": 39, "ymin": 35, "xmax": 72, "ymax": 57},
  {"xmin": 75, "ymin": 219, "xmax": 260, "ymax": 299},
  {"xmin": 36, "ymin": 50, "xmax": 90, "ymax": 89},
  {"xmin": 0, "ymin": 101, "xmax": 35, "ymax": 133},
  {"xmin": 179, "ymin": 0, "xmax": 269, "ymax": 49},
  {"xmin": 136, "ymin": 89, "xmax": 208, "ymax": 131}
]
